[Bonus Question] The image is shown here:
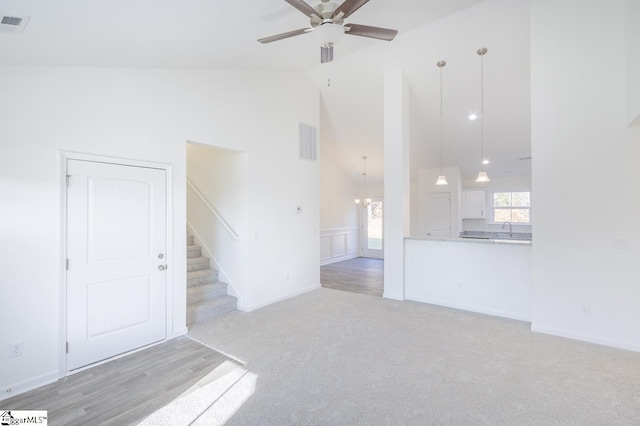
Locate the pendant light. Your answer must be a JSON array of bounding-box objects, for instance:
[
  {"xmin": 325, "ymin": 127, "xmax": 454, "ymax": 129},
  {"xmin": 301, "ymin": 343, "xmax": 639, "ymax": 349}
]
[
  {"xmin": 435, "ymin": 60, "xmax": 448, "ymax": 186},
  {"xmin": 475, "ymin": 47, "xmax": 490, "ymax": 183},
  {"xmin": 354, "ymin": 156, "xmax": 372, "ymax": 208}
]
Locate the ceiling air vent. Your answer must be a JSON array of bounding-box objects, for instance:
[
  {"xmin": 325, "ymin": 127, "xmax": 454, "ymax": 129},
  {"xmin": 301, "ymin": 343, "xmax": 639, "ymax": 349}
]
[
  {"xmin": 0, "ymin": 14, "xmax": 31, "ymax": 34},
  {"xmin": 299, "ymin": 123, "xmax": 317, "ymax": 162}
]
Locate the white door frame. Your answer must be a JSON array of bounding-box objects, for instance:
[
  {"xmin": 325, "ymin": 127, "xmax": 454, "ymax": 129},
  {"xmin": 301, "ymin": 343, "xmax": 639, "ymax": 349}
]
[
  {"xmin": 362, "ymin": 197, "xmax": 384, "ymax": 259},
  {"xmin": 59, "ymin": 151, "xmax": 173, "ymax": 377}
]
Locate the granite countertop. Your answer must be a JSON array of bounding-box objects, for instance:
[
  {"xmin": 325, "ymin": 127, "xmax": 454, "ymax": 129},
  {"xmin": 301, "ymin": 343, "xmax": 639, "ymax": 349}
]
[{"xmin": 406, "ymin": 235, "xmax": 532, "ymax": 246}]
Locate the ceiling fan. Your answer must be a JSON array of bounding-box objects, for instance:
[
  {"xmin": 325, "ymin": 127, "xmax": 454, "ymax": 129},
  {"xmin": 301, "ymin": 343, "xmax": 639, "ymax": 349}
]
[{"xmin": 258, "ymin": 0, "xmax": 398, "ymax": 63}]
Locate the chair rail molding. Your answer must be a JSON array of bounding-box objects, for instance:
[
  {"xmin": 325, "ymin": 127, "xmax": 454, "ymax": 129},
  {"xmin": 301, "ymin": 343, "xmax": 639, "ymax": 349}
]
[{"xmin": 320, "ymin": 227, "xmax": 359, "ymax": 266}]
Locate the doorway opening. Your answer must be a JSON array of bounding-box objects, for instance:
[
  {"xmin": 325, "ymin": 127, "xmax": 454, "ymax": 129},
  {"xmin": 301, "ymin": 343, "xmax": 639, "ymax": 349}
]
[{"xmin": 362, "ymin": 197, "xmax": 383, "ymax": 258}]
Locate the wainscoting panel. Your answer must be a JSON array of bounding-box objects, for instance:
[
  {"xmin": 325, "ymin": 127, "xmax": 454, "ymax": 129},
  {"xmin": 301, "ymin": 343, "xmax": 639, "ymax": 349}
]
[
  {"xmin": 320, "ymin": 228, "xmax": 359, "ymax": 266},
  {"xmin": 331, "ymin": 235, "xmax": 347, "ymax": 257}
]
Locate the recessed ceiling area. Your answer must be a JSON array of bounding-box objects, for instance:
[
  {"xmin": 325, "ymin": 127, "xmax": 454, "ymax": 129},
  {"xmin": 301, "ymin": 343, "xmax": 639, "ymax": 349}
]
[{"xmin": 0, "ymin": 0, "xmax": 532, "ymax": 184}]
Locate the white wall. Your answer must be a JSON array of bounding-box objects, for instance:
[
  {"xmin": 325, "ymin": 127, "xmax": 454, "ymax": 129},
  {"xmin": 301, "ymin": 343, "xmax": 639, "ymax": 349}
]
[
  {"xmin": 530, "ymin": 0, "xmax": 640, "ymax": 351},
  {"xmin": 319, "ymin": 134, "xmax": 360, "ymax": 264},
  {"xmin": 383, "ymin": 69, "xmax": 411, "ymax": 301},
  {"xmin": 186, "ymin": 144, "xmax": 247, "ymax": 305},
  {"xmin": 626, "ymin": 0, "xmax": 640, "ymax": 126},
  {"xmin": 0, "ymin": 67, "xmax": 319, "ymax": 397},
  {"xmin": 462, "ymin": 175, "xmax": 532, "ymax": 233},
  {"xmin": 319, "ymin": 147, "xmax": 359, "ymax": 231}
]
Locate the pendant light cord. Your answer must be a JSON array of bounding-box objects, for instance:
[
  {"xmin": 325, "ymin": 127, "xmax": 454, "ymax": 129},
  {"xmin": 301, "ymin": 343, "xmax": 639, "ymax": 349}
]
[
  {"xmin": 362, "ymin": 156, "xmax": 367, "ymax": 207},
  {"xmin": 440, "ymin": 63, "xmax": 444, "ymax": 175},
  {"xmin": 480, "ymin": 50, "xmax": 485, "ymax": 164}
]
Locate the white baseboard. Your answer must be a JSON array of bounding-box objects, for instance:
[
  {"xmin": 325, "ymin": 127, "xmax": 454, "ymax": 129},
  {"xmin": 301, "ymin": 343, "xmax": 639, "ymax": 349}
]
[
  {"xmin": 531, "ymin": 324, "xmax": 640, "ymax": 353},
  {"xmin": 172, "ymin": 326, "xmax": 188, "ymax": 338},
  {"xmin": 0, "ymin": 371, "xmax": 58, "ymax": 401},
  {"xmin": 383, "ymin": 292, "xmax": 405, "ymax": 301},
  {"xmin": 320, "ymin": 252, "xmax": 359, "ymax": 266},
  {"xmin": 406, "ymin": 295, "xmax": 531, "ymax": 322},
  {"xmin": 240, "ymin": 284, "xmax": 321, "ymax": 312}
]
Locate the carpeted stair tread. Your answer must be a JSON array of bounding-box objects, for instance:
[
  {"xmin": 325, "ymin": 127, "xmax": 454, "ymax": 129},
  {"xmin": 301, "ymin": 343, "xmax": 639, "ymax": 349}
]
[
  {"xmin": 187, "ymin": 256, "xmax": 210, "ymax": 272},
  {"xmin": 187, "ymin": 245, "xmax": 202, "ymax": 258},
  {"xmin": 187, "ymin": 269, "xmax": 219, "ymax": 286},
  {"xmin": 188, "ymin": 281, "xmax": 228, "ymax": 304},
  {"xmin": 187, "ymin": 295, "xmax": 237, "ymax": 325},
  {"xmin": 186, "ymin": 233, "xmax": 237, "ymax": 324}
]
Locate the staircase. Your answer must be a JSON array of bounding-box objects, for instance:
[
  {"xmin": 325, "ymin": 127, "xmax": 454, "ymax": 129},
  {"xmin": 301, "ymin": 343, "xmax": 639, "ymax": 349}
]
[{"xmin": 187, "ymin": 234, "xmax": 237, "ymax": 325}]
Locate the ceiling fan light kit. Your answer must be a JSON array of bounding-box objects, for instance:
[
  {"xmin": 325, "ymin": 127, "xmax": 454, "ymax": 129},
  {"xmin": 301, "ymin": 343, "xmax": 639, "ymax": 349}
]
[
  {"xmin": 311, "ymin": 23, "xmax": 344, "ymax": 47},
  {"xmin": 258, "ymin": 0, "xmax": 398, "ymax": 63}
]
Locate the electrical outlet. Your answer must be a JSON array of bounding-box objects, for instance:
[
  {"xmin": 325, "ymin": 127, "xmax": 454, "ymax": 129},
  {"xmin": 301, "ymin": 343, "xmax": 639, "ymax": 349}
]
[
  {"xmin": 285, "ymin": 273, "xmax": 290, "ymax": 281},
  {"xmin": 9, "ymin": 341, "xmax": 23, "ymax": 357},
  {"xmin": 612, "ymin": 238, "xmax": 628, "ymax": 250},
  {"xmin": 581, "ymin": 305, "xmax": 590, "ymax": 316},
  {"xmin": 457, "ymin": 282, "xmax": 462, "ymax": 290}
]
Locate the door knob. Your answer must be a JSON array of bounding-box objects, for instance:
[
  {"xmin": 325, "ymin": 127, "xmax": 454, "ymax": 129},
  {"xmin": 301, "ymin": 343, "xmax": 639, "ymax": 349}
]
[
  {"xmin": 158, "ymin": 253, "xmax": 164, "ymax": 259},
  {"xmin": 158, "ymin": 265, "xmax": 166, "ymax": 271}
]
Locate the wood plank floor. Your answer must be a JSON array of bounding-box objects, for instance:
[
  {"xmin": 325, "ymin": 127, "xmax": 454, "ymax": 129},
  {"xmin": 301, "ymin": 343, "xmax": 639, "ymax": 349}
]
[
  {"xmin": 320, "ymin": 257, "xmax": 384, "ymax": 297},
  {"xmin": 2, "ymin": 336, "xmax": 229, "ymax": 426}
]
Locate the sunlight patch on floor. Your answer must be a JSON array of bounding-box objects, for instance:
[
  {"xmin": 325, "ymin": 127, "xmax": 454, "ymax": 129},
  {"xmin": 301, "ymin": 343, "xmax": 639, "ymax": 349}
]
[{"xmin": 137, "ymin": 360, "xmax": 256, "ymax": 425}]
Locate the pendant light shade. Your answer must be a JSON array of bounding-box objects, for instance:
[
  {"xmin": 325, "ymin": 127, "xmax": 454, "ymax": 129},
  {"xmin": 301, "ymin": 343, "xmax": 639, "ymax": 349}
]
[
  {"xmin": 475, "ymin": 171, "xmax": 490, "ymax": 183},
  {"xmin": 475, "ymin": 47, "xmax": 490, "ymax": 183},
  {"xmin": 435, "ymin": 175, "xmax": 449, "ymax": 185},
  {"xmin": 435, "ymin": 60, "xmax": 448, "ymax": 186}
]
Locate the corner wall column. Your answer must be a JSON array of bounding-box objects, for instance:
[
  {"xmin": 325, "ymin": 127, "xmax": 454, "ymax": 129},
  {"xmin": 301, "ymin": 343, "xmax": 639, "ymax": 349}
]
[{"xmin": 383, "ymin": 68, "xmax": 410, "ymax": 300}]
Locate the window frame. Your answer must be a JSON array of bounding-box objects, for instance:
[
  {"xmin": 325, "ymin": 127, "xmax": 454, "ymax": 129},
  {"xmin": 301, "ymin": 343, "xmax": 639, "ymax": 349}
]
[{"xmin": 491, "ymin": 191, "xmax": 532, "ymax": 225}]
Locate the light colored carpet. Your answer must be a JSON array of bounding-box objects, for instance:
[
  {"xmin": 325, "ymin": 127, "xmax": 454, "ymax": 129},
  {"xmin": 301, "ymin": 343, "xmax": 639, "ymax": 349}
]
[{"xmin": 188, "ymin": 288, "xmax": 640, "ymax": 425}]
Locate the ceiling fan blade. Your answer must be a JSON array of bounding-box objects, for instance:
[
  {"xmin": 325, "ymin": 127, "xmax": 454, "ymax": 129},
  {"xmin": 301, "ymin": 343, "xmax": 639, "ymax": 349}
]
[
  {"xmin": 333, "ymin": 0, "xmax": 370, "ymax": 19},
  {"xmin": 285, "ymin": 0, "xmax": 321, "ymax": 19},
  {"xmin": 321, "ymin": 45, "xmax": 334, "ymax": 63},
  {"xmin": 258, "ymin": 28, "xmax": 311, "ymax": 44},
  {"xmin": 344, "ymin": 23, "xmax": 398, "ymax": 41}
]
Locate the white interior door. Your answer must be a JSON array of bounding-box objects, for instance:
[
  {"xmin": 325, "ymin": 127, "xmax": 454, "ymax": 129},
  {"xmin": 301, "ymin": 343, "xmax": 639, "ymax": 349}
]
[
  {"xmin": 362, "ymin": 198, "xmax": 383, "ymax": 258},
  {"xmin": 66, "ymin": 159, "xmax": 167, "ymax": 371},
  {"xmin": 425, "ymin": 193, "xmax": 451, "ymax": 238}
]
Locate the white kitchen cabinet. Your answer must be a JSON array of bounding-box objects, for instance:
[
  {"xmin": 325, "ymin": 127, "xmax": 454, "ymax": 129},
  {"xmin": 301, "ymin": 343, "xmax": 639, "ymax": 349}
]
[{"xmin": 462, "ymin": 190, "xmax": 486, "ymax": 219}]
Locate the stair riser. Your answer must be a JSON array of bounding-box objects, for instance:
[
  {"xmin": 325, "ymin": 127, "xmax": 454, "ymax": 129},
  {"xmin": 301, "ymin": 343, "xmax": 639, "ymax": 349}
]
[
  {"xmin": 187, "ymin": 259, "xmax": 210, "ymax": 272},
  {"xmin": 186, "ymin": 233, "xmax": 236, "ymax": 324},
  {"xmin": 187, "ymin": 300, "xmax": 236, "ymax": 325},
  {"xmin": 188, "ymin": 285, "xmax": 228, "ymax": 304},
  {"xmin": 187, "ymin": 272, "xmax": 219, "ymax": 286},
  {"xmin": 187, "ymin": 246, "xmax": 202, "ymax": 258}
]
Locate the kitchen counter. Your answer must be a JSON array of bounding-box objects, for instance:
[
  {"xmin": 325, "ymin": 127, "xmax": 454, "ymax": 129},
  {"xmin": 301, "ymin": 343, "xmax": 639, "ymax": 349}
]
[
  {"xmin": 406, "ymin": 236, "xmax": 532, "ymax": 245},
  {"xmin": 404, "ymin": 237, "xmax": 532, "ymax": 321}
]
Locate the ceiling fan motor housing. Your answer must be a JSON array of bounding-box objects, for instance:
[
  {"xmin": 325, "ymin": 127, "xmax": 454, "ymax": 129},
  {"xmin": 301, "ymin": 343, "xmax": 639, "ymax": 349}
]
[{"xmin": 311, "ymin": 1, "xmax": 344, "ymax": 27}]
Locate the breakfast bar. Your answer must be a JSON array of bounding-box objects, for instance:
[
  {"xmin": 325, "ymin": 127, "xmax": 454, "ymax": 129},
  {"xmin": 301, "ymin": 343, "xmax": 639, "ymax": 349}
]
[{"xmin": 404, "ymin": 237, "xmax": 532, "ymax": 321}]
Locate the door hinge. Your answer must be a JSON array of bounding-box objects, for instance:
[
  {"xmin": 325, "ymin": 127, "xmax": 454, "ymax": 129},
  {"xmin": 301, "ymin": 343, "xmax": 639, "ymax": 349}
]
[
  {"xmin": 66, "ymin": 342, "xmax": 69, "ymax": 354},
  {"xmin": 66, "ymin": 175, "xmax": 70, "ymax": 188},
  {"xmin": 66, "ymin": 259, "xmax": 69, "ymax": 270}
]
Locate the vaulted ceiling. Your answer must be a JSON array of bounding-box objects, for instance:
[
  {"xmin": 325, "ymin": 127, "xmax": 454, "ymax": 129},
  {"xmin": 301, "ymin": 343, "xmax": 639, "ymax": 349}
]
[{"xmin": 0, "ymin": 0, "xmax": 532, "ymax": 184}]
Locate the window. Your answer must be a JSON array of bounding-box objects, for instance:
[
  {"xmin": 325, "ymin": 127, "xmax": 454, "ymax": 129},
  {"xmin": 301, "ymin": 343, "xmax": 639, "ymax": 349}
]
[{"xmin": 493, "ymin": 192, "xmax": 530, "ymax": 223}]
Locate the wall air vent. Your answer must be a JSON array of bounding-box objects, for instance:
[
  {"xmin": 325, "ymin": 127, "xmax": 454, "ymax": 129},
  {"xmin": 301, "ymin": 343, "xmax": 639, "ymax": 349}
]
[
  {"xmin": 298, "ymin": 123, "xmax": 317, "ymax": 162},
  {"xmin": 0, "ymin": 14, "xmax": 31, "ymax": 34}
]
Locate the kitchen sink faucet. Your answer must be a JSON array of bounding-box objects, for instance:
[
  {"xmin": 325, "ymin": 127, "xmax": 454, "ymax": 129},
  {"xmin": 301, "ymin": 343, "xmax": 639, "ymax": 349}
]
[{"xmin": 502, "ymin": 221, "xmax": 513, "ymax": 238}]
